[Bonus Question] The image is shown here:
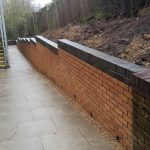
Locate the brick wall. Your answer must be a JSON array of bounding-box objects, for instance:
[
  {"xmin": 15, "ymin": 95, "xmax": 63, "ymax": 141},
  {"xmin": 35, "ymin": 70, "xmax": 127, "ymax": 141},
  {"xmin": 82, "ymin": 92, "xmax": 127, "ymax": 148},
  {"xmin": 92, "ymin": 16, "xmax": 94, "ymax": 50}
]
[
  {"xmin": 132, "ymin": 71, "xmax": 150, "ymax": 150},
  {"xmin": 17, "ymin": 36, "xmax": 150, "ymax": 150},
  {"xmin": 57, "ymin": 49, "xmax": 133, "ymax": 149}
]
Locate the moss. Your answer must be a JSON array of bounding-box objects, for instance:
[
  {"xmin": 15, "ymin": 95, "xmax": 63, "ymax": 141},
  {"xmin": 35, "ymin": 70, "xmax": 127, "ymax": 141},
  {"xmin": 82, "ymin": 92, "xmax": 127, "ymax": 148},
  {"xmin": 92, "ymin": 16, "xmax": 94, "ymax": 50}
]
[
  {"xmin": 94, "ymin": 10, "xmax": 105, "ymax": 20},
  {"xmin": 80, "ymin": 10, "xmax": 110, "ymax": 22},
  {"xmin": 94, "ymin": 10, "xmax": 115, "ymax": 20},
  {"xmin": 80, "ymin": 14, "xmax": 93, "ymax": 22},
  {"xmin": 138, "ymin": 7, "xmax": 150, "ymax": 16}
]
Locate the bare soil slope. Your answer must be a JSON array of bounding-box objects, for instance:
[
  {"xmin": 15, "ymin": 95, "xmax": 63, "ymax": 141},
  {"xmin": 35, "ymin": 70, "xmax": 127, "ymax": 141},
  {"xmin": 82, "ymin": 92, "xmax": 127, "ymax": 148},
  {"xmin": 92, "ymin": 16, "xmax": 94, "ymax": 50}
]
[{"xmin": 43, "ymin": 16, "xmax": 150, "ymax": 68}]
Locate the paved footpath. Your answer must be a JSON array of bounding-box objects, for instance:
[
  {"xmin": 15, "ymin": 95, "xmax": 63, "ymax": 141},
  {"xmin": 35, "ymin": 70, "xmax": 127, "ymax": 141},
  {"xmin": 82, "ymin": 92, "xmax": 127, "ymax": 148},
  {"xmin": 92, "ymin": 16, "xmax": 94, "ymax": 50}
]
[{"xmin": 0, "ymin": 46, "xmax": 119, "ymax": 150}]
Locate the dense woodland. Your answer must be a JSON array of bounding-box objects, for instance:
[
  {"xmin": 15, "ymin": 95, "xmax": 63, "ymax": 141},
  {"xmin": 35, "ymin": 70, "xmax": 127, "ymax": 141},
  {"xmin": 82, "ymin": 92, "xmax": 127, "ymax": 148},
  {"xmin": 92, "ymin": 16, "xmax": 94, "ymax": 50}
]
[
  {"xmin": 4, "ymin": 0, "xmax": 150, "ymax": 39},
  {"xmin": 4, "ymin": 0, "xmax": 33, "ymax": 39}
]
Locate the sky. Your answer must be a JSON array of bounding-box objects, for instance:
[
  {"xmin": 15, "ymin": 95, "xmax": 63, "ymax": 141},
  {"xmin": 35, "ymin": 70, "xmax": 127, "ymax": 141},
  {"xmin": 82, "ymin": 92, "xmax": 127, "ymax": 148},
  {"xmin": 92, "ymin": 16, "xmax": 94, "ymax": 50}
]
[{"xmin": 32, "ymin": 0, "xmax": 53, "ymax": 9}]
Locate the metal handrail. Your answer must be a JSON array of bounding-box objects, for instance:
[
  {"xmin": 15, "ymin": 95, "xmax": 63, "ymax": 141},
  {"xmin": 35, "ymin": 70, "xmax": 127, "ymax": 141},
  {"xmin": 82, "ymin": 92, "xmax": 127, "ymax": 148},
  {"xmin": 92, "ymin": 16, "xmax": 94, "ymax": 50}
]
[{"xmin": 0, "ymin": 0, "xmax": 9, "ymax": 68}]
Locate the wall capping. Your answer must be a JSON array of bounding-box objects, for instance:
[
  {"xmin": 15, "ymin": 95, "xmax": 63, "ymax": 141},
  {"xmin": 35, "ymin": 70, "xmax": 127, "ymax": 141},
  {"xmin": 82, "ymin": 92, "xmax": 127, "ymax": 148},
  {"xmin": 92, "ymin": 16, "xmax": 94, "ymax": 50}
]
[
  {"xmin": 22, "ymin": 38, "xmax": 26, "ymax": 42},
  {"xmin": 25, "ymin": 38, "xmax": 30, "ymax": 44},
  {"xmin": 18, "ymin": 38, "xmax": 22, "ymax": 42},
  {"xmin": 58, "ymin": 39, "xmax": 148, "ymax": 85},
  {"xmin": 132, "ymin": 70, "xmax": 150, "ymax": 99},
  {"xmin": 30, "ymin": 38, "xmax": 36, "ymax": 45},
  {"xmin": 36, "ymin": 36, "xmax": 58, "ymax": 55},
  {"xmin": 18, "ymin": 38, "xmax": 23, "ymax": 42},
  {"xmin": 17, "ymin": 37, "xmax": 150, "ymax": 87}
]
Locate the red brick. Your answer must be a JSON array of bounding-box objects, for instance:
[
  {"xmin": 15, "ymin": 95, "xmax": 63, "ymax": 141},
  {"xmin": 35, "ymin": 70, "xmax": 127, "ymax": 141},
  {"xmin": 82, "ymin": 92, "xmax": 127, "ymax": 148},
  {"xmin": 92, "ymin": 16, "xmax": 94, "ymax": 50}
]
[
  {"xmin": 119, "ymin": 81, "xmax": 129, "ymax": 91},
  {"xmin": 124, "ymin": 90, "xmax": 133, "ymax": 99},
  {"xmin": 115, "ymin": 107, "xmax": 123, "ymax": 117},
  {"xmin": 110, "ymin": 87, "xmax": 119, "ymax": 96},
  {"xmin": 119, "ymin": 93, "xmax": 129, "ymax": 103},
  {"xmin": 119, "ymin": 116, "xmax": 128, "ymax": 127}
]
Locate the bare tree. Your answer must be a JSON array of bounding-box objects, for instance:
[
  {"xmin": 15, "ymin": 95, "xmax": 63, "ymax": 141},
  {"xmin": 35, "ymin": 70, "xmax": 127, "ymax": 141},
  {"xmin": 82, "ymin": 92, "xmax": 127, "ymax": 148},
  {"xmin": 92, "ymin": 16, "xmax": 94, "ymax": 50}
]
[
  {"xmin": 4, "ymin": 0, "xmax": 34, "ymax": 39},
  {"xmin": 10, "ymin": 0, "xmax": 148, "ymax": 37}
]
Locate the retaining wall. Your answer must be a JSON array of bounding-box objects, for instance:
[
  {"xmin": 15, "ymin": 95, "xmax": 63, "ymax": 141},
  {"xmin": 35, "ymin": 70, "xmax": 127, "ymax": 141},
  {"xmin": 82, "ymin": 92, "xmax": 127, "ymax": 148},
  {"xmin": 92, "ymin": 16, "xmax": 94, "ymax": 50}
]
[{"xmin": 17, "ymin": 36, "xmax": 150, "ymax": 150}]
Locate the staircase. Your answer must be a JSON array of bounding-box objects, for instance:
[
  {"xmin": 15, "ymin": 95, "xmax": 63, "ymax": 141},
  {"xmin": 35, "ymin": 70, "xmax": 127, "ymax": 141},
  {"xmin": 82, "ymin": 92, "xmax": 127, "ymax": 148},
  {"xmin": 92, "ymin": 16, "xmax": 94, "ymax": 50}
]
[
  {"xmin": 0, "ymin": 44, "xmax": 6, "ymax": 68},
  {"xmin": 0, "ymin": 0, "xmax": 9, "ymax": 69}
]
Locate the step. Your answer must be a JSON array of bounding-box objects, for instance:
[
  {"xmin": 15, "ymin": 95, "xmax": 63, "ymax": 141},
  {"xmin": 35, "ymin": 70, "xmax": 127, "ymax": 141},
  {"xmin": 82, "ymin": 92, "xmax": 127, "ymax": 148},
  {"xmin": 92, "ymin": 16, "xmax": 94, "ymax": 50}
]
[
  {"xmin": 0, "ymin": 57, "xmax": 4, "ymax": 60},
  {"xmin": 0, "ymin": 51, "xmax": 4, "ymax": 54},
  {"xmin": 0, "ymin": 61, "xmax": 5, "ymax": 65},
  {"xmin": 0, "ymin": 64, "xmax": 6, "ymax": 69},
  {"xmin": 0, "ymin": 55, "xmax": 4, "ymax": 58},
  {"xmin": 0, "ymin": 53, "xmax": 4, "ymax": 56}
]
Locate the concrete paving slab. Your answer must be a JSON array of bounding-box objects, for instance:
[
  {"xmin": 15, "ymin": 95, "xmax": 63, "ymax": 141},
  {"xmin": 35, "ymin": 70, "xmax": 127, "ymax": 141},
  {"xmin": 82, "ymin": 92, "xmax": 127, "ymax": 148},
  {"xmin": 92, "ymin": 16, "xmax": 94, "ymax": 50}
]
[{"xmin": 0, "ymin": 46, "xmax": 121, "ymax": 150}]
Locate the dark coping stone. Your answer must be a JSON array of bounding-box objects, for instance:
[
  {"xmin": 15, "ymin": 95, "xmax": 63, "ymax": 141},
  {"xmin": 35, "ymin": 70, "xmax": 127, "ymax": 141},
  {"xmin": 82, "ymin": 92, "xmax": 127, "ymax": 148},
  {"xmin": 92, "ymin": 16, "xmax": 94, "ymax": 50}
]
[
  {"xmin": 58, "ymin": 39, "xmax": 148, "ymax": 85},
  {"xmin": 25, "ymin": 38, "xmax": 30, "ymax": 44},
  {"xmin": 17, "ymin": 38, "xmax": 20, "ymax": 42},
  {"xmin": 36, "ymin": 36, "xmax": 58, "ymax": 55},
  {"xmin": 30, "ymin": 38, "xmax": 36, "ymax": 45},
  {"xmin": 22, "ymin": 38, "xmax": 26, "ymax": 42},
  {"xmin": 132, "ymin": 70, "xmax": 150, "ymax": 99},
  {"xmin": 18, "ymin": 38, "xmax": 22, "ymax": 42}
]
